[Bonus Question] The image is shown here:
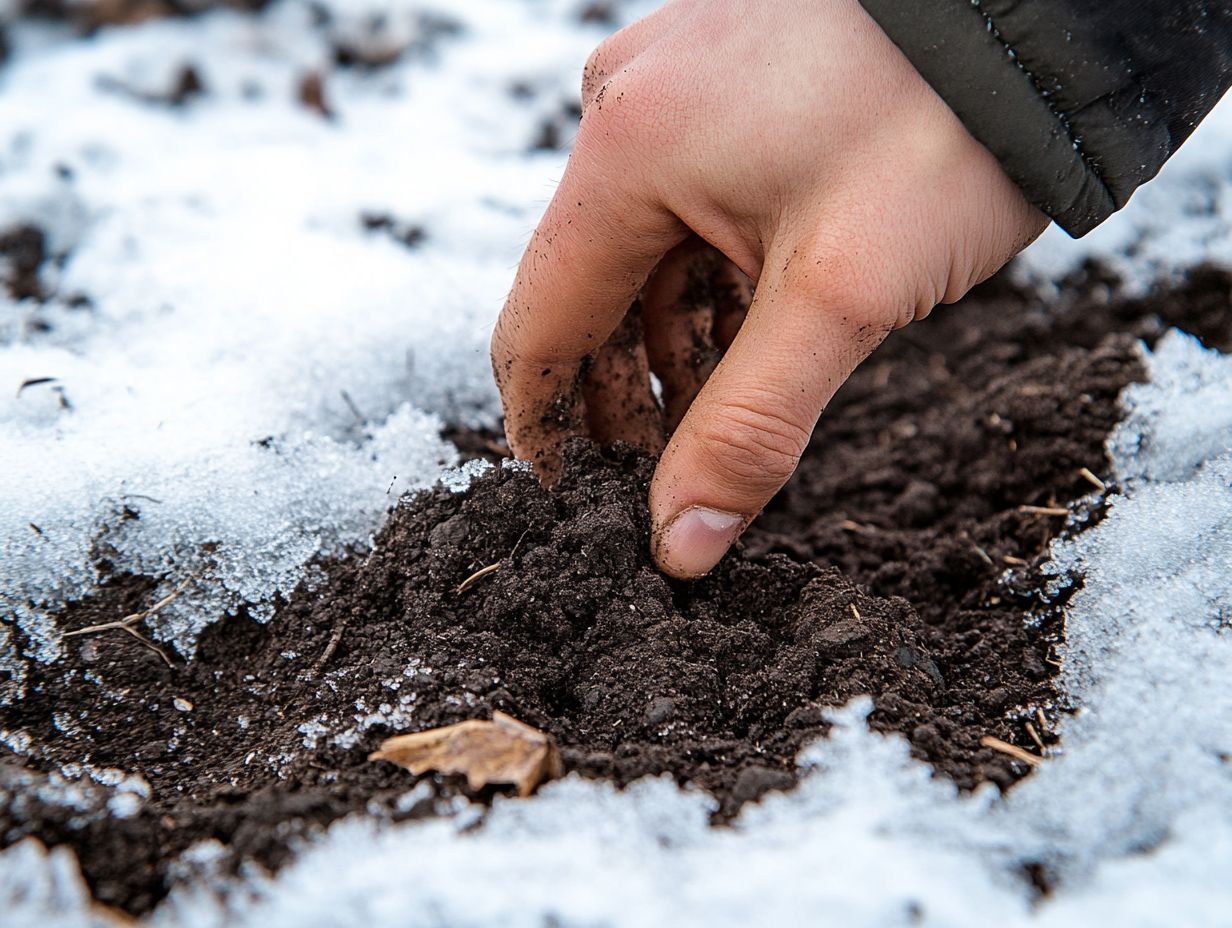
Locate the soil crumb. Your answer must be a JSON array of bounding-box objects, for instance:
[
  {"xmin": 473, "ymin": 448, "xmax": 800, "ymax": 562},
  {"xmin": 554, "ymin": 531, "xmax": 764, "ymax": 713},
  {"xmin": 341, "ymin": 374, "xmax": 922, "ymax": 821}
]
[
  {"xmin": 0, "ymin": 223, "xmax": 48, "ymax": 302},
  {"xmin": 4, "ymin": 262, "xmax": 1232, "ymax": 915}
]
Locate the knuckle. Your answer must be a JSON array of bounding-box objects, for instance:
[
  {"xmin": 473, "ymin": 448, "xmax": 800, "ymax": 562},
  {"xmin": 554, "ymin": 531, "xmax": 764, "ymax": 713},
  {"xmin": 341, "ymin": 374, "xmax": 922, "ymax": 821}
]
[
  {"xmin": 578, "ymin": 75, "xmax": 639, "ymax": 138},
  {"xmin": 490, "ymin": 301, "xmax": 564, "ymax": 370},
  {"xmin": 581, "ymin": 38, "xmax": 621, "ymax": 106},
  {"xmin": 491, "ymin": 293, "xmax": 531, "ymax": 353},
  {"xmin": 489, "ymin": 316, "xmax": 513, "ymax": 363},
  {"xmin": 803, "ymin": 247, "xmax": 876, "ymax": 323},
  {"xmin": 800, "ymin": 244, "xmax": 908, "ymax": 357},
  {"xmin": 694, "ymin": 396, "xmax": 809, "ymax": 489},
  {"xmin": 489, "ymin": 316, "xmax": 520, "ymax": 386},
  {"xmin": 580, "ymin": 50, "xmax": 604, "ymax": 103},
  {"xmin": 577, "ymin": 65, "xmax": 677, "ymax": 153},
  {"xmin": 819, "ymin": 254, "xmax": 887, "ymax": 322}
]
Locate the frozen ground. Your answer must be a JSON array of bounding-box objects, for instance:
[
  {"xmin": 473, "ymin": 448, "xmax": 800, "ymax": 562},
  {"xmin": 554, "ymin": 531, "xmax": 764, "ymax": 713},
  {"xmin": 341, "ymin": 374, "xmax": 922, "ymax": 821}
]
[{"xmin": 1, "ymin": 1, "xmax": 1230, "ymax": 925}]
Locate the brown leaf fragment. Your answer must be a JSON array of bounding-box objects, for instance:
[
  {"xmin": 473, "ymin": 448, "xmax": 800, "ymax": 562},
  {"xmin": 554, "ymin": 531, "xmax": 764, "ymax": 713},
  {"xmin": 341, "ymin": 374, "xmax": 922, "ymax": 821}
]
[
  {"xmin": 297, "ymin": 70, "xmax": 333, "ymax": 120},
  {"xmin": 369, "ymin": 711, "xmax": 563, "ymax": 798}
]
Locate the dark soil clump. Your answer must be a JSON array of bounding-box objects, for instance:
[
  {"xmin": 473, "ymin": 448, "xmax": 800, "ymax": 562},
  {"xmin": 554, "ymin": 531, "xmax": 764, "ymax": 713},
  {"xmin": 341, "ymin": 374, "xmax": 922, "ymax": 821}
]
[
  {"xmin": 3, "ymin": 262, "xmax": 1231, "ymax": 916},
  {"xmin": 0, "ymin": 223, "xmax": 48, "ymax": 302}
]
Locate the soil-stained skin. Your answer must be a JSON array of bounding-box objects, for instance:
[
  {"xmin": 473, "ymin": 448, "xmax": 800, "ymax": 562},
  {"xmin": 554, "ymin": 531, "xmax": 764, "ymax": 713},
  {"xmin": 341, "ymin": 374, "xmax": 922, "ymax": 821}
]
[
  {"xmin": 500, "ymin": 241, "xmax": 750, "ymax": 477},
  {"xmin": 580, "ymin": 302, "xmax": 665, "ymax": 451},
  {"xmin": 3, "ymin": 263, "xmax": 1231, "ymax": 916}
]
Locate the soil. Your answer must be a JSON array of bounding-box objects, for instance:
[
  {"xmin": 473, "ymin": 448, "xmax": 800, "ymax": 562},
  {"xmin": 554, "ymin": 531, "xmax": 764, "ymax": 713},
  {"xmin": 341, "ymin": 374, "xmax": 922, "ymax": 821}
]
[
  {"xmin": 0, "ymin": 223, "xmax": 49, "ymax": 302},
  {"xmin": 3, "ymin": 261, "xmax": 1231, "ymax": 916}
]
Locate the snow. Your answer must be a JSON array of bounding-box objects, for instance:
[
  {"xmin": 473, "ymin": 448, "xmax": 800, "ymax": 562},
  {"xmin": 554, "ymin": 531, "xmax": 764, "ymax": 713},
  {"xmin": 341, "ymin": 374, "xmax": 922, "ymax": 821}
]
[
  {"xmin": 0, "ymin": 839, "xmax": 123, "ymax": 928},
  {"xmin": 1, "ymin": 1, "xmax": 1231, "ymax": 925},
  {"xmin": 1109, "ymin": 331, "xmax": 1232, "ymax": 483}
]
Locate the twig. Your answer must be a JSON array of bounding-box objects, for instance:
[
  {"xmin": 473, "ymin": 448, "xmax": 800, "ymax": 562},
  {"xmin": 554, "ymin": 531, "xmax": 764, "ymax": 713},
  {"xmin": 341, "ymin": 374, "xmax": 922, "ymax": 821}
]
[
  {"xmin": 455, "ymin": 562, "xmax": 501, "ymax": 594},
  {"xmin": 17, "ymin": 377, "xmax": 57, "ymax": 397},
  {"xmin": 839, "ymin": 519, "xmax": 873, "ymax": 533},
  {"xmin": 1025, "ymin": 720, "xmax": 1045, "ymax": 751},
  {"xmin": 484, "ymin": 439, "xmax": 511, "ymax": 457},
  {"xmin": 1036, "ymin": 707, "xmax": 1049, "ymax": 731},
  {"xmin": 309, "ymin": 615, "xmax": 350, "ymax": 678},
  {"xmin": 116, "ymin": 626, "xmax": 174, "ymax": 668},
  {"xmin": 60, "ymin": 573, "xmax": 197, "ymax": 669},
  {"xmin": 1017, "ymin": 505, "xmax": 1070, "ymax": 517},
  {"xmin": 454, "ymin": 530, "xmax": 529, "ymax": 596},
  {"xmin": 980, "ymin": 735, "xmax": 1041, "ymax": 766},
  {"xmin": 1002, "ymin": 554, "xmax": 1028, "ymax": 566},
  {"xmin": 1078, "ymin": 467, "xmax": 1107, "ymax": 493},
  {"xmin": 509, "ymin": 528, "xmax": 530, "ymax": 561},
  {"xmin": 340, "ymin": 389, "xmax": 365, "ymax": 423},
  {"xmin": 63, "ymin": 573, "xmax": 195, "ymax": 639},
  {"xmin": 972, "ymin": 544, "xmax": 994, "ymax": 568}
]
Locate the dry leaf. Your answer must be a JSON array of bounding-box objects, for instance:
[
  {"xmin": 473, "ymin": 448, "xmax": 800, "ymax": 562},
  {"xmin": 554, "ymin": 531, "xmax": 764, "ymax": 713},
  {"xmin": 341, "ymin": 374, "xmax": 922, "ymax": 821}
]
[
  {"xmin": 369, "ymin": 711, "xmax": 562, "ymax": 797},
  {"xmin": 297, "ymin": 70, "xmax": 333, "ymax": 120}
]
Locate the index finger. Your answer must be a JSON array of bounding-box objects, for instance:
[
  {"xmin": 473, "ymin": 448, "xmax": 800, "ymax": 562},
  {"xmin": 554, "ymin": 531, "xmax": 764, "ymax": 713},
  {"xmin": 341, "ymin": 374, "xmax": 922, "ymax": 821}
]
[{"xmin": 491, "ymin": 138, "xmax": 685, "ymax": 477}]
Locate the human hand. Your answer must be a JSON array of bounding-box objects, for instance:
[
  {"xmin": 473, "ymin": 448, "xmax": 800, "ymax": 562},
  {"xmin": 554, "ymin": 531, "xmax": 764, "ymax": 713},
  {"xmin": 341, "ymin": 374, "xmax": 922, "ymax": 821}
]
[{"xmin": 491, "ymin": 0, "xmax": 1048, "ymax": 579}]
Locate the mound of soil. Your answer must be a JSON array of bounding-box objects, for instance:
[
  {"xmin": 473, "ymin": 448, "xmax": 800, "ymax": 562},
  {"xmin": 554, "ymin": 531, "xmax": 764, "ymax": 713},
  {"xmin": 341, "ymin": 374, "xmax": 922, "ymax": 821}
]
[{"xmin": 3, "ymin": 262, "xmax": 1231, "ymax": 915}]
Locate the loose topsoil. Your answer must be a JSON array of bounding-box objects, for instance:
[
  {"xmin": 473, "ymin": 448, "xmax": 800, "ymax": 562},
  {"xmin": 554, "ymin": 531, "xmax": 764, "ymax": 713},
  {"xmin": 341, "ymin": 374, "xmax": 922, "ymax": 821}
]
[{"xmin": 4, "ymin": 261, "xmax": 1232, "ymax": 915}]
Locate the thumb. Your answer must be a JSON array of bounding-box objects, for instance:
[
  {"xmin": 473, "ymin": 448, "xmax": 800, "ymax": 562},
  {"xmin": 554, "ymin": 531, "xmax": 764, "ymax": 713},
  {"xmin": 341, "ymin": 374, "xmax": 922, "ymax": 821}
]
[{"xmin": 649, "ymin": 252, "xmax": 891, "ymax": 579}]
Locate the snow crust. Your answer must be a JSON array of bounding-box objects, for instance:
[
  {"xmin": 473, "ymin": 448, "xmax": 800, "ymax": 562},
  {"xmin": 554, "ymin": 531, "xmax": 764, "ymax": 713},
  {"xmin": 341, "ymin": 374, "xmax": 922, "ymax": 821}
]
[{"xmin": 2, "ymin": 0, "xmax": 1232, "ymax": 924}]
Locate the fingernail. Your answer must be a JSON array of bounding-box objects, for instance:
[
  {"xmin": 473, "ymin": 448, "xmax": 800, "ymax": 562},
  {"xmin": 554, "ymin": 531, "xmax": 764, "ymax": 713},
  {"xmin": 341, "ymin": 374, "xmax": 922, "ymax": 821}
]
[{"xmin": 653, "ymin": 506, "xmax": 745, "ymax": 579}]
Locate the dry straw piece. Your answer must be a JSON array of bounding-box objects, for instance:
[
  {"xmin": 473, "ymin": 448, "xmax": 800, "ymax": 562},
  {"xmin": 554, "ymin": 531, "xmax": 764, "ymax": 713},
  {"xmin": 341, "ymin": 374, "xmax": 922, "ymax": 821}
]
[
  {"xmin": 370, "ymin": 711, "xmax": 563, "ymax": 797},
  {"xmin": 60, "ymin": 572, "xmax": 199, "ymax": 667},
  {"xmin": 979, "ymin": 735, "xmax": 1042, "ymax": 766}
]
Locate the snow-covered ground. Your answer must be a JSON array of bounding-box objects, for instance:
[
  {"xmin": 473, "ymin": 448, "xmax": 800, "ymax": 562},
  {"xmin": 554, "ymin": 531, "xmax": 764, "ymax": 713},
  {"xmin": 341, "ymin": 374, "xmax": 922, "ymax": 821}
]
[{"xmin": 1, "ymin": 2, "xmax": 1231, "ymax": 925}]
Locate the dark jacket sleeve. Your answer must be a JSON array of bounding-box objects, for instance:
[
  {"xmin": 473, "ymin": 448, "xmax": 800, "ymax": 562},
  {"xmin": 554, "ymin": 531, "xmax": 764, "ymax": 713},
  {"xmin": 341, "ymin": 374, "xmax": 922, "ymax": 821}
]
[{"xmin": 857, "ymin": 0, "xmax": 1232, "ymax": 237}]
